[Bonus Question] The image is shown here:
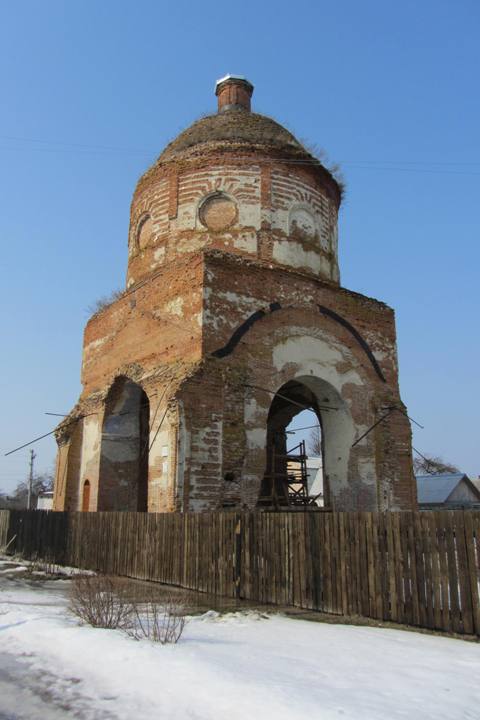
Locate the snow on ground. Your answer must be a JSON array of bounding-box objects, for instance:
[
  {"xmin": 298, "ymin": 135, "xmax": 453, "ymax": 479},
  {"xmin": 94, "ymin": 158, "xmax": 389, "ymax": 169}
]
[{"xmin": 1, "ymin": 559, "xmax": 480, "ymax": 720}]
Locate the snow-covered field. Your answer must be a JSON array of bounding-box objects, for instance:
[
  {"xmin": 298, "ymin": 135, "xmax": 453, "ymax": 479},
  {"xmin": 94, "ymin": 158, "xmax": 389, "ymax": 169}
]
[{"xmin": 1, "ymin": 558, "xmax": 479, "ymax": 720}]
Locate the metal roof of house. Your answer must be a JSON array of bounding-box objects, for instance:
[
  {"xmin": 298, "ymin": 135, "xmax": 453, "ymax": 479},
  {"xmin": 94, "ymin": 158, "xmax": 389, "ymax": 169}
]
[
  {"xmin": 471, "ymin": 478, "xmax": 480, "ymax": 492},
  {"xmin": 415, "ymin": 473, "xmax": 468, "ymax": 504}
]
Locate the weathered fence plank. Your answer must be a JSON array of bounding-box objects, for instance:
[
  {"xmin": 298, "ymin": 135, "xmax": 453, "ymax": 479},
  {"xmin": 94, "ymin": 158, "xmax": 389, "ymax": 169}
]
[
  {"xmin": 464, "ymin": 511, "xmax": 480, "ymax": 635},
  {"xmin": 3, "ymin": 509, "xmax": 480, "ymax": 636},
  {"xmin": 0, "ymin": 510, "xmax": 10, "ymax": 548}
]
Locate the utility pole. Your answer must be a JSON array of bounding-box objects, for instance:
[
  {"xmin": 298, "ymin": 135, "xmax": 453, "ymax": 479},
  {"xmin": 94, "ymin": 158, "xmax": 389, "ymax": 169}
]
[{"xmin": 27, "ymin": 449, "xmax": 36, "ymax": 510}]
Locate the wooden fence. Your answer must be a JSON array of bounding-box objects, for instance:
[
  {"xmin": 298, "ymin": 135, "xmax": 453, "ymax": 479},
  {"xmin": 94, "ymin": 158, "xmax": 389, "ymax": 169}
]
[
  {"xmin": 2, "ymin": 509, "xmax": 480, "ymax": 636},
  {"xmin": 0, "ymin": 510, "xmax": 9, "ymax": 548}
]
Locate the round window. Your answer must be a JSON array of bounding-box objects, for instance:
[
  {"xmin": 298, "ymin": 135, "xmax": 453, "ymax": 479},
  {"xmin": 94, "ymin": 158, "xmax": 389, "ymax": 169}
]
[{"xmin": 199, "ymin": 193, "xmax": 237, "ymax": 232}]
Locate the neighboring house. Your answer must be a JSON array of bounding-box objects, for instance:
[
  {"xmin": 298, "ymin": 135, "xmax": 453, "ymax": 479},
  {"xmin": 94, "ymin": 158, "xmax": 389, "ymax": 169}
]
[
  {"xmin": 471, "ymin": 477, "xmax": 480, "ymax": 494},
  {"xmin": 37, "ymin": 492, "xmax": 54, "ymax": 510},
  {"xmin": 416, "ymin": 473, "xmax": 480, "ymax": 509},
  {"xmin": 306, "ymin": 458, "xmax": 324, "ymax": 506},
  {"xmin": 285, "ymin": 456, "xmax": 324, "ymax": 506}
]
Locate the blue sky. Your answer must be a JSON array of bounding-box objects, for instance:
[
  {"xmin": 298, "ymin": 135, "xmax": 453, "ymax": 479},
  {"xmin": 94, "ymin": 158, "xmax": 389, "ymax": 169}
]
[{"xmin": 0, "ymin": 0, "xmax": 479, "ymax": 493}]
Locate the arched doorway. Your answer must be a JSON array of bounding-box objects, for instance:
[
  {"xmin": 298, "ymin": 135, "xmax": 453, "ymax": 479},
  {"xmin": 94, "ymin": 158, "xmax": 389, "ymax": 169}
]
[
  {"xmin": 98, "ymin": 377, "xmax": 150, "ymax": 512},
  {"xmin": 287, "ymin": 408, "xmax": 324, "ymax": 501},
  {"xmin": 258, "ymin": 376, "xmax": 354, "ymax": 509},
  {"xmin": 81, "ymin": 480, "xmax": 90, "ymax": 512}
]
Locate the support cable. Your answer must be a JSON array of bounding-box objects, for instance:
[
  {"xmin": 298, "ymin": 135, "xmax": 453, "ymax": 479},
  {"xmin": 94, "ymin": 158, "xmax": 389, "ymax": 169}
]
[
  {"xmin": 242, "ymin": 383, "xmax": 337, "ymax": 412},
  {"xmin": 351, "ymin": 409, "xmax": 394, "ymax": 448},
  {"xmin": 7, "ymin": 382, "xmax": 422, "ymax": 461},
  {"xmin": 351, "ymin": 405, "xmax": 424, "ymax": 448},
  {"xmin": 4, "ymin": 430, "xmax": 58, "ymax": 457}
]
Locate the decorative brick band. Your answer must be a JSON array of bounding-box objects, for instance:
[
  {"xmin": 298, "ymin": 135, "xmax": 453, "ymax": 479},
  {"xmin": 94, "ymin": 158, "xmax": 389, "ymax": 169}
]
[{"xmin": 168, "ymin": 166, "xmax": 179, "ymax": 219}]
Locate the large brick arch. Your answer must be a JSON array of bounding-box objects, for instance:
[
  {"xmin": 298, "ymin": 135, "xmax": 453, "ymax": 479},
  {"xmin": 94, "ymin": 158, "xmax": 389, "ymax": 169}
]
[
  {"xmin": 228, "ymin": 323, "xmax": 382, "ymax": 510},
  {"xmin": 211, "ymin": 302, "xmax": 386, "ymax": 383}
]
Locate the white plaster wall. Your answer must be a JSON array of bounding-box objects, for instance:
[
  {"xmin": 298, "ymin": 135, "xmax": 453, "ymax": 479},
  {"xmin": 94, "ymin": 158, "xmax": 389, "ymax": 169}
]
[
  {"xmin": 176, "ymin": 166, "xmax": 261, "ymax": 234},
  {"xmin": 79, "ymin": 415, "xmax": 101, "ymax": 479},
  {"xmin": 233, "ymin": 231, "xmax": 258, "ymax": 254},
  {"xmin": 203, "ymin": 286, "xmax": 263, "ymax": 331},
  {"xmin": 78, "ymin": 413, "xmax": 102, "ymax": 508},
  {"xmin": 272, "ymin": 240, "xmax": 322, "ymax": 274},
  {"xmin": 149, "ymin": 421, "xmax": 171, "ymax": 499},
  {"xmin": 272, "ymin": 334, "xmax": 363, "ymax": 390}
]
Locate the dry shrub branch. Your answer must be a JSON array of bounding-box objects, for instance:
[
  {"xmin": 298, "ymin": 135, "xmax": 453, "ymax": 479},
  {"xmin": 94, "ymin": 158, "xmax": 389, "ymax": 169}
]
[
  {"xmin": 25, "ymin": 554, "xmax": 61, "ymax": 577},
  {"xmin": 128, "ymin": 593, "xmax": 187, "ymax": 644},
  {"xmin": 69, "ymin": 575, "xmax": 187, "ymax": 643},
  {"xmin": 69, "ymin": 575, "xmax": 134, "ymax": 629}
]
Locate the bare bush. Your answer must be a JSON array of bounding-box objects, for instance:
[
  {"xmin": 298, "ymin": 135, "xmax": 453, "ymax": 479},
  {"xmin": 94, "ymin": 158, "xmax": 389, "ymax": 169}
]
[
  {"xmin": 413, "ymin": 452, "xmax": 460, "ymax": 475},
  {"xmin": 128, "ymin": 594, "xmax": 187, "ymax": 644},
  {"xmin": 25, "ymin": 554, "xmax": 61, "ymax": 577},
  {"xmin": 87, "ymin": 289, "xmax": 124, "ymax": 317},
  {"xmin": 69, "ymin": 575, "xmax": 134, "ymax": 629},
  {"xmin": 308, "ymin": 426, "xmax": 322, "ymax": 456}
]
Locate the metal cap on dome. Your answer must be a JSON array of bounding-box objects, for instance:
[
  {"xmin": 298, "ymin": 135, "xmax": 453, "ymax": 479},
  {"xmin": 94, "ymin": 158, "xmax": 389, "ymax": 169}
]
[{"xmin": 215, "ymin": 75, "xmax": 254, "ymax": 113}]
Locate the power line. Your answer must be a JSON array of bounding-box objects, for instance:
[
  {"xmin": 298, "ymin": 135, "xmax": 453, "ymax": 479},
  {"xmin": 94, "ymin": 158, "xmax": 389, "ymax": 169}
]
[
  {"xmin": 338, "ymin": 165, "xmax": 480, "ymax": 177},
  {"xmin": 0, "ymin": 133, "xmax": 479, "ymax": 175},
  {"xmin": 4, "ymin": 429, "xmax": 58, "ymax": 457},
  {"xmin": 0, "ymin": 134, "xmax": 155, "ymax": 154},
  {"xmin": 341, "ymin": 159, "xmax": 480, "ymax": 166},
  {"xmin": 0, "ymin": 133, "xmax": 478, "ymax": 165},
  {"xmin": 287, "ymin": 423, "xmax": 321, "ymax": 432}
]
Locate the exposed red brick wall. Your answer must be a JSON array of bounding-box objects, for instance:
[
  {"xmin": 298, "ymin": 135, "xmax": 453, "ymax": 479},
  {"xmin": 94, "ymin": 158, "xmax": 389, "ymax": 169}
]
[{"xmin": 54, "ymin": 93, "xmax": 415, "ymax": 514}]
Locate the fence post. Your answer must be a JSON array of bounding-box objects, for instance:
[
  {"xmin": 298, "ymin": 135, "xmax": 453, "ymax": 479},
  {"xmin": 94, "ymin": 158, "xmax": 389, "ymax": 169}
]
[
  {"xmin": 462, "ymin": 510, "xmax": 480, "ymax": 635},
  {"xmin": 234, "ymin": 513, "xmax": 242, "ymax": 599}
]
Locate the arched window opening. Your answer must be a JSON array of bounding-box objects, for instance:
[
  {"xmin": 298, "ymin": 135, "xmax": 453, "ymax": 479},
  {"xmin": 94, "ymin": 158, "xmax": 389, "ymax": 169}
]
[
  {"xmin": 136, "ymin": 215, "xmax": 153, "ymax": 250},
  {"xmin": 98, "ymin": 377, "xmax": 150, "ymax": 512},
  {"xmin": 82, "ymin": 480, "xmax": 91, "ymax": 512},
  {"xmin": 257, "ymin": 375, "xmax": 356, "ymax": 510},
  {"xmin": 258, "ymin": 380, "xmax": 325, "ymax": 509},
  {"xmin": 286, "ymin": 409, "xmax": 324, "ymax": 506}
]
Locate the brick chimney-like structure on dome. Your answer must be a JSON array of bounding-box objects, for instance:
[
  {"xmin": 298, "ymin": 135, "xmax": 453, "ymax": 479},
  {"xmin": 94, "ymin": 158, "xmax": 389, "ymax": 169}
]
[
  {"xmin": 215, "ymin": 75, "xmax": 254, "ymax": 112},
  {"xmin": 53, "ymin": 76, "xmax": 416, "ymax": 514}
]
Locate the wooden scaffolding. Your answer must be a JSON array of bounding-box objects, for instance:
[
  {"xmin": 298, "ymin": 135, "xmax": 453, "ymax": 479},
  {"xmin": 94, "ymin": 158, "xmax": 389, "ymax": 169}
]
[{"xmin": 259, "ymin": 439, "xmax": 321, "ymax": 510}]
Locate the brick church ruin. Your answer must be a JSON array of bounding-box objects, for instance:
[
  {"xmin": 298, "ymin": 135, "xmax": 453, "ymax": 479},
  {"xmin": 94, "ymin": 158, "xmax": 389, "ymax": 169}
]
[{"xmin": 53, "ymin": 76, "xmax": 416, "ymax": 514}]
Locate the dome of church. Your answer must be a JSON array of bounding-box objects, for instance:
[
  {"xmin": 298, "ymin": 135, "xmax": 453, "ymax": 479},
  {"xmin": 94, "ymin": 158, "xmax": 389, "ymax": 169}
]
[
  {"xmin": 128, "ymin": 76, "xmax": 342, "ymax": 289},
  {"xmin": 138, "ymin": 75, "xmax": 341, "ymax": 202},
  {"xmin": 158, "ymin": 110, "xmax": 312, "ymax": 162}
]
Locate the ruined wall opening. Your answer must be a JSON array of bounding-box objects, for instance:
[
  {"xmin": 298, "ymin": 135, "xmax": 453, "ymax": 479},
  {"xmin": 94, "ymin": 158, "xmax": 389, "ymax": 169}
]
[
  {"xmin": 98, "ymin": 377, "xmax": 150, "ymax": 512},
  {"xmin": 287, "ymin": 409, "xmax": 324, "ymax": 504},
  {"xmin": 82, "ymin": 480, "xmax": 90, "ymax": 512},
  {"xmin": 258, "ymin": 376, "xmax": 353, "ymax": 508}
]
